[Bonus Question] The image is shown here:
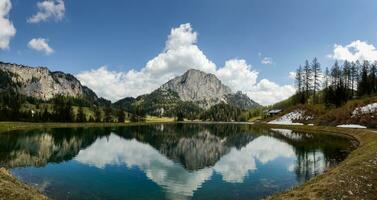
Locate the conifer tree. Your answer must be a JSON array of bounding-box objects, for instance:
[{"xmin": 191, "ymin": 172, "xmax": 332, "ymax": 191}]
[
  {"xmin": 117, "ymin": 108, "xmax": 125, "ymax": 123},
  {"xmin": 311, "ymin": 58, "xmax": 321, "ymax": 104},
  {"xmin": 76, "ymin": 107, "xmax": 86, "ymax": 122}
]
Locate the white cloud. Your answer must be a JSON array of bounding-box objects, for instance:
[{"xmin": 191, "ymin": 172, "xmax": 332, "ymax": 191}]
[
  {"xmin": 289, "ymin": 71, "xmax": 296, "ymax": 79},
  {"xmin": 75, "ymin": 134, "xmax": 213, "ymax": 199},
  {"xmin": 75, "ymin": 133, "xmax": 296, "ymax": 195},
  {"xmin": 214, "ymin": 136, "xmax": 295, "ymax": 183},
  {"xmin": 77, "ymin": 23, "xmax": 294, "ymax": 105},
  {"xmin": 28, "ymin": 38, "xmax": 54, "ymax": 55},
  {"xmin": 0, "ymin": 0, "xmax": 16, "ymax": 50},
  {"xmin": 248, "ymin": 79, "xmax": 296, "ymax": 106},
  {"xmin": 27, "ymin": 0, "xmax": 65, "ymax": 23},
  {"xmin": 216, "ymin": 59, "xmax": 258, "ymax": 92},
  {"xmin": 329, "ymin": 40, "xmax": 377, "ymax": 62},
  {"xmin": 261, "ymin": 57, "xmax": 273, "ymax": 65}
]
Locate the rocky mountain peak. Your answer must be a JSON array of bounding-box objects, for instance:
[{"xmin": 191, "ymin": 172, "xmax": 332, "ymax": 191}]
[
  {"xmin": 160, "ymin": 69, "xmax": 232, "ymax": 108},
  {"xmin": 159, "ymin": 69, "xmax": 259, "ymax": 109},
  {"xmin": 0, "ymin": 61, "xmax": 101, "ymax": 103}
]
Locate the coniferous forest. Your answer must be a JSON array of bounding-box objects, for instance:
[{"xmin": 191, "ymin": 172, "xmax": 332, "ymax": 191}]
[{"xmin": 293, "ymin": 58, "xmax": 377, "ymax": 107}]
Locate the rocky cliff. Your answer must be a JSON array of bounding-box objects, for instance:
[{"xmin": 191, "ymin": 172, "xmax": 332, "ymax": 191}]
[
  {"xmin": 160, "ymin": 69, "xmax": 259, "ymax": 109},
  {"xmin": 0, "ymin": 62, "xmax": 100, "ymax": 102}
]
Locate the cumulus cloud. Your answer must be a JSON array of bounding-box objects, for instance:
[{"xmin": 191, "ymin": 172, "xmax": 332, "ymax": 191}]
[
  {"xmin": 77, "ymin": 23, "xmax": 294, "ymax": 105},
  {"xmin": 28, "ymin": 38, "xmax": 54, "ymax": 55},
  {"xmin": 27, "ymin": 0, "xmax": 65, "ymax": 23},
  {"xmin": 329, "ymin": 40, "xmax": 377, "ymax": 62},
  {"xmin": 248, "ymin": 79, "xmax": 296, "ymax": 106},
  {"xmin": 75, "ymin": 134, "xmax": 213, "ymax": 199},
  {"xmin": 216, "ymin": 59, "xmax": 258, "ymax": 92},
  {"xmin": 0, "ymin": 0, "xmax": 16, "ymax": 50}
]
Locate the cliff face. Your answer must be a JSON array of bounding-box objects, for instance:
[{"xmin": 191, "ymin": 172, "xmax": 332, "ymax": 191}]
[
  {"xmin": 160, "ymin": 69, "xmax": 260, "ymax": 109},
  {"xmin": 0, "ymin": 62, "xmax": 99, "ymax": 101},
  {"xmin": 160, "ymin": 69, "xmax": 232, "ymax": 109}
]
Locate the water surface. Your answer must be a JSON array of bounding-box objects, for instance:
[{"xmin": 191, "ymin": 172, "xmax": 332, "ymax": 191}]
[{"xmin": 0, "ymin": 124, "xmax": 354, "ymax": 200}]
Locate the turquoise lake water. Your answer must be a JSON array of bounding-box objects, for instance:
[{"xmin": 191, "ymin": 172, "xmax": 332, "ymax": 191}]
[{"xmin": 0, "ymin": 124, "xmax": 354, "ymax": 200}]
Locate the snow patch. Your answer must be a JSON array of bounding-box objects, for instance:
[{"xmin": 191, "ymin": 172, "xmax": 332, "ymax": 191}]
[
  {"xmin": 271, "ymin": 128, "xmax": 313, "ymax": 141},
  {"xmin": 352, "ymin": 103, "xmax": 377, "ymax": 117},
  {"xmin": 336, "ymin": 124, "xmax": 367, "ymax": 129},
  {"xmin": 268, "ymin": 110, "xmax": 312, "ymax": 125}
]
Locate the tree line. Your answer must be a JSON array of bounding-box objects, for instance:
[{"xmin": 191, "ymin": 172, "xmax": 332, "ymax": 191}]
[
  {"xmin": 294, "ymin": 58, "xmax": 377, "ymax": 107},
  {"xmin": 0, "ymin": 93, "xmax": 128, "ymax": 123}
]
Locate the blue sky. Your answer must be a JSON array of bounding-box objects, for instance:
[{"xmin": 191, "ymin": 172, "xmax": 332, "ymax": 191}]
[{"xmin": 1, "ymin": 0, "xmax": 377, "ymax": 105}]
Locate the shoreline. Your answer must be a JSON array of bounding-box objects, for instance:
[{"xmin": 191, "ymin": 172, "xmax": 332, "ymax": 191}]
[{"xmin": 0, "ymin": 122, "xmax": 376, "ymax": 199}]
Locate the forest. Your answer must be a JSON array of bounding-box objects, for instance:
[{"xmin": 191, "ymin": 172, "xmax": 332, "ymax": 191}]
[{"xmin": 293, "ymin": 58, "xmax": 377, "ymax": 107}]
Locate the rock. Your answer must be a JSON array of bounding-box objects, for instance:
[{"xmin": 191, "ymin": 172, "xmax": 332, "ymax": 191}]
[
  {"xmin": 0, "ymin": 61, "xmax": 103, "ymax": 103},
  {"xmin": 160, "ymin": 69, "xmax": 259, "ymax": 109}
]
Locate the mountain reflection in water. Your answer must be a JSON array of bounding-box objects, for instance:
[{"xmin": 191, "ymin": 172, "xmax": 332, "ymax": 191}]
[{"xmin": 0, "ymin": 124, "xmax": 354, "ymax": 200}]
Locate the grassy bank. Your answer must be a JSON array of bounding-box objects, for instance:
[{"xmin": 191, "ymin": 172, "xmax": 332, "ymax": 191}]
[
  {"xmin": 0, "ymin": 117, "xmax": 175, "ymax": 134},
  {"xmin": 0, "ymin": 122, "xmax": 376, "ymax": 199},
  {"xmin": 258, "ymin": 124, "xmax": 377, "ymax": 200}
]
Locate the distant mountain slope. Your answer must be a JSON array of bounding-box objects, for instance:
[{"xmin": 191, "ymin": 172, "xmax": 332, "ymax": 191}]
[
  {"xmin": 160, "ymin": 69, "xmax": 260, "ymax": 109},
  {"xmin": 160, "ymin": 69, "xmax": 232, "ymax": 109},
  {"xmin": 0, "ymin": 61, "xmax": 107, "ymax": 104},
  {"xmin": 115, "ymin": 69, "xmax": 260, "ymax": 114}
]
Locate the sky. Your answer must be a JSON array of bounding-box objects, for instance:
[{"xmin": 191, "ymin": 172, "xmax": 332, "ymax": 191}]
[{"xmin": 1, "ymin": 0, "xmax": 377, "ymax": 105}]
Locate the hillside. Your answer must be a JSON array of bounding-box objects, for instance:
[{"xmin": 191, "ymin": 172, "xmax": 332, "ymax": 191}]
[
  {"xmin": 115, "ymin": 69, "xmax": 260, "ymax": 116},
  {"xmin": 265, "ymin": 96, "xmax": 377, "ymax": 128},
  {"xmin": 0, "ymin": 62, "xmax": 261, "ymax": 122}
]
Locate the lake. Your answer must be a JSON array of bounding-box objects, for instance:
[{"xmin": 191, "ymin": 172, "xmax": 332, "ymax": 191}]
[{"xmin": 0, "ymin": 124, "xmax": 355, "ymax": 200}]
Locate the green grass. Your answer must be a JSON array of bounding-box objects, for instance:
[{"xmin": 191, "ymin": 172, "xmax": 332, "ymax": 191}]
[
  {"xmin": 0, "ymin": 119, "xmax": 175, "ymax": 134},
  {"xmin": 145, "ymin": 115, "xmax": 175, "ymax": 122}
]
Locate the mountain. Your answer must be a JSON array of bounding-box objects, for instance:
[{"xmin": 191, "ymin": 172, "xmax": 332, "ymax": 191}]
[
  {"xmin": 0, "ymin": 61, "xmax": 108, "ymax": 105},
  {"xmin": 160, "ymin": 69, "xmax": 232, "ymax": 109},
  {"xmin": 160, "ymin": 69, "xmax": 259, "ymax": 109},
  {"xmin": 115, "ymin": 69, "xmax": 260, "ymax": 116}
]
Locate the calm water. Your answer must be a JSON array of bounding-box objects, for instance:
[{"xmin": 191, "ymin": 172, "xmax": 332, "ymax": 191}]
[{"xmin": 0, "ymin": 124, "xmax": 354, "ymax": 200}]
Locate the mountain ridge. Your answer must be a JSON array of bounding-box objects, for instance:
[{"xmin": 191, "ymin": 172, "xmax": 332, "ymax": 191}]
[
  {"xmin": 1, "ymin": 61, "xmax": 259, "ymax": 113},
  {"xmin": 0, "ymin": 61, "xmax": 106, "ymax": 105},
  {"xmin": 115, "ymin": 69, "xmax": 260, "ymax": 113}
]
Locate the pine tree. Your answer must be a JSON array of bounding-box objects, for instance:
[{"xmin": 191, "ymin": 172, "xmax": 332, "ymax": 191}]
[
  {"xmin": 303, "ymin": 60, "xmax": 313, "ymax": 102},
  {"xmin": 323, "ymin": 67, "xmax": 331, "ymax": 106},
  {"xmin": 311, "ymin": 58, "xmax": 321, "ymax": 104},
  {"xmin": 358, "ymin": 61, "xmax": 370, "ymax": 96},
  {"xmin": 94, "ymin": 106, "xmax": 102, "ymax": 122},
  {"xmin": 370, "ymin": 63, "xmax": 377, "ymax": 94},
  {"xmin": 76, "ymin": 106, "xmax": 86, "ymax": 122},
  {"xmin": 343, "ymin": 61, "xmax": 351, "ymax": 89},
  {"xmin": 350, "ymin": 62, "xmax": 358, "ymax": 97},
  {"xmin": 117, "ymin": 108, "xmax": 125, "ymax": 123},
  {"xmin": 104, "ymin": 106, "xmax": 113, "ymax": 122},
  {"xmin": 294, "ymin": 65, "xmax": 305, "ymax": 103}
]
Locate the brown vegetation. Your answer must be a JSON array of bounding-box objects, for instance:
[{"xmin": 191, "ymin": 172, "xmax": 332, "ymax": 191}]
[{"xmin": 261, "ymin": 124, "xmax": 377, "ymax": 200}]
